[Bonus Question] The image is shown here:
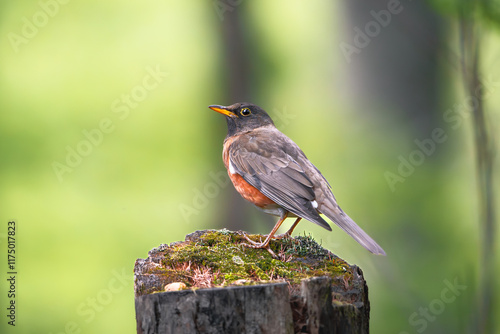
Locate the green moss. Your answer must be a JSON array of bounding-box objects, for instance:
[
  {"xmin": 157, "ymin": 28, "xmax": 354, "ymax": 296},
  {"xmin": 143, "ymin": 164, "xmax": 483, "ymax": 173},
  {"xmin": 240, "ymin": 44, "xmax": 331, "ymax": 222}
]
[{"xmin": 147, "ymin": 230, "xmax": 353, "ymax": 292}]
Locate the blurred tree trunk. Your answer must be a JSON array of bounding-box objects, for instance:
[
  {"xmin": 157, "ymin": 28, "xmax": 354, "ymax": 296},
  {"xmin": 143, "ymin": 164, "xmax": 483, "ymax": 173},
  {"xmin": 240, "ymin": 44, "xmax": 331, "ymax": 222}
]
[
  {"xmin": 341, "ymin": 0, "xmax": 444, "ymax": 137},
  {"xmin": 212, "ymin": 0, "xmax": 273, "ymax": 231},
  {"xmin": 460, "ymin": 9, "xmax": 497, "ymax": 334}
]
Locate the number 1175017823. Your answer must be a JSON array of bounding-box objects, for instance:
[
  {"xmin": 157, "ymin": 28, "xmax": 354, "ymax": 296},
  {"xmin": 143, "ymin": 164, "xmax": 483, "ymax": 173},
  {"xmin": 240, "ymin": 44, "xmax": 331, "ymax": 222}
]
[{"xmin": 7, "ymin": 221, "xmax": 16, "ymax": 270}]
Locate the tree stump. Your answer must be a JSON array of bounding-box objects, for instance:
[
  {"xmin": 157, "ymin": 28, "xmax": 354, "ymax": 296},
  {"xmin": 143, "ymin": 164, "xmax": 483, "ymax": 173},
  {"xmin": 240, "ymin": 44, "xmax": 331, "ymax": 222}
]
[{"xmin": 134, "ymin": 230, "xmax": 370, "ymax": 334}]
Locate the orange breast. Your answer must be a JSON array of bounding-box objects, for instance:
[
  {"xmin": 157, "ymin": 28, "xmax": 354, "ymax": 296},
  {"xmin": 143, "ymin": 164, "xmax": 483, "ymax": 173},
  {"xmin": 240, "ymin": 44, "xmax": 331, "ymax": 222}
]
[
  {"xmin": 228, "ymin": 172, "xmax": 275, "ymax": 208},
  {"xmin": 223, "ymin": 136, "xmax": 275, "ymax": 208}
]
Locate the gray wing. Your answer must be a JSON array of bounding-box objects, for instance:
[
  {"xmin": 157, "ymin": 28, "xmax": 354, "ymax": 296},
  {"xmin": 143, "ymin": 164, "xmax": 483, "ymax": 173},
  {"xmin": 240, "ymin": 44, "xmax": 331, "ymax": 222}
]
[
  {"xmin": 228, "ymin": 130, "xmax": 332, "ymax": 231},
  {"xmin": 230, "ymin": 128, "xmax": 386, "ymax": 255}
]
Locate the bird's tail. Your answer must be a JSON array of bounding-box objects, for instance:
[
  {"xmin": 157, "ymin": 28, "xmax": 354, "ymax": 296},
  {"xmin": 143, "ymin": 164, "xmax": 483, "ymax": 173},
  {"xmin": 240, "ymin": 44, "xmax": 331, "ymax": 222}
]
[{"xmin": 321, "ymin": 205, "xmax": 386, "ymax": 256}]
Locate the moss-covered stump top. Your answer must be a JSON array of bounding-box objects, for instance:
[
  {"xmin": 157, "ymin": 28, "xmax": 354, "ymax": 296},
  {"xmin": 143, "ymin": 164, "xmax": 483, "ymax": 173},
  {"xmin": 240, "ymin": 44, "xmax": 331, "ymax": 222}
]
[{"xmin": 134, "ymin": 229, "xmax": 367, "ymax": 307}]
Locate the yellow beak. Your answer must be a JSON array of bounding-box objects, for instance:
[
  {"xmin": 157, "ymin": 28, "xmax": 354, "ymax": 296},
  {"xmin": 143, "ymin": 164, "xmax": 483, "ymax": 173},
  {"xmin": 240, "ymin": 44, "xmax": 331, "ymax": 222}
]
[{"xmin": 208, "ymin": 105, "xmax": 236, "ymax": 117}]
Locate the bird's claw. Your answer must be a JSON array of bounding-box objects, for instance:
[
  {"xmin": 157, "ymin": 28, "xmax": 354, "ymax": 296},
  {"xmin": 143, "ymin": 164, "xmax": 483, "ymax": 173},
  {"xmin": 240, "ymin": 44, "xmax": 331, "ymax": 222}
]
[
  {"xmin": 240, "ymin": 233, "xmax": 278, "ymax": 258},
  {"xmin": 241, "ymin": 232, "xmax": 262, "ymax": 245}
]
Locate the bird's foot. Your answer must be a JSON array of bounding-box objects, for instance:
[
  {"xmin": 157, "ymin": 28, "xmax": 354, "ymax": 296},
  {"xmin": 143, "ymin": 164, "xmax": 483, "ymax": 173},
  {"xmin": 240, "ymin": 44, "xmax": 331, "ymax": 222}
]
[
  {"xmin": 240, "ymin": 233, "xmax": 277, "ymax": 258},
  {"xmin": 240, "ymin": 232, "xmax": 263, "ymax": 246}
]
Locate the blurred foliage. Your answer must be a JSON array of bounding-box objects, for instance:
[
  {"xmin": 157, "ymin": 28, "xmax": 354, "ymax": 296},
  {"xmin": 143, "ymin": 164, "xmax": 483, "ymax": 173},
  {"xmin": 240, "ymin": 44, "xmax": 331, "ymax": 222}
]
[
  {"xmin": 0, "ymin": 1, "xmax": 499, "ymax": 334},
  {"xmin": 430, "ymin": 0, "xmax": 500, "ymax": 28}
]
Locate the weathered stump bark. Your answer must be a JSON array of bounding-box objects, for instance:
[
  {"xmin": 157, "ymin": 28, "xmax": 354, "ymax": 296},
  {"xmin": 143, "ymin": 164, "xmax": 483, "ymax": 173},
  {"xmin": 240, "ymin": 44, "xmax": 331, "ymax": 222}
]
[
  {"xmin": 135, "ymin": 282, "xmax": 294, "ymax": 334},
  {"xmin": 134, "ymin": 230, "xmax": 370, "ymax": 334}
]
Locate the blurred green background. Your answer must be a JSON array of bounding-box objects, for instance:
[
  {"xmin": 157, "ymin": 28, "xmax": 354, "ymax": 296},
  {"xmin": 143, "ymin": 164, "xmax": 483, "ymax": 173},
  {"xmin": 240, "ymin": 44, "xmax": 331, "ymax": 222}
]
[{"xmin": 1, "ymin": 1, "xmax": 499, "ymax": 333}]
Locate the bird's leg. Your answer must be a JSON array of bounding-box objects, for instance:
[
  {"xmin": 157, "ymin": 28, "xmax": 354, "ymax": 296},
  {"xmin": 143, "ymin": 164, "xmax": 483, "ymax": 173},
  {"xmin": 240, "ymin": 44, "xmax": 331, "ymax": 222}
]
[
  {"xmin": 241, "ymin": 212, "xmax": 288, "ymax": 258},
  {"xmin": 274, "ymin": 217, "xmax": 302, "ymax": 240}
]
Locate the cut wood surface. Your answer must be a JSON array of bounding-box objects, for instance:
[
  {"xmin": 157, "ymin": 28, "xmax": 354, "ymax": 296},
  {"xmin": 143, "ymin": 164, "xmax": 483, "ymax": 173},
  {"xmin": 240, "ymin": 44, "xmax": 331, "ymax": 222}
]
[{"xmin": 134, "ymin": 229, "xmax": 370, "ymax": 334}]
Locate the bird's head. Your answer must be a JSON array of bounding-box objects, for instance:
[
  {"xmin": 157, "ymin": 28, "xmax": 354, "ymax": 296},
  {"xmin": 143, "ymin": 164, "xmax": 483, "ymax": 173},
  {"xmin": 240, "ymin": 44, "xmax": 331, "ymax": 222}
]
[{"xmin": 209, "ymin": 103, "xmax": 275, "ymax": 137}]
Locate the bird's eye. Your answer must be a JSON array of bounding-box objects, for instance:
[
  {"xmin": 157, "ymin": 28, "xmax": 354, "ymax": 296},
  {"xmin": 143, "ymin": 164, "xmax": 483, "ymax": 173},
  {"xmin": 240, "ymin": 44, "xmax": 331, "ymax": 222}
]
[{"xmin": 240, "ymin": 108, "xmax": 251, "ymax": 116}]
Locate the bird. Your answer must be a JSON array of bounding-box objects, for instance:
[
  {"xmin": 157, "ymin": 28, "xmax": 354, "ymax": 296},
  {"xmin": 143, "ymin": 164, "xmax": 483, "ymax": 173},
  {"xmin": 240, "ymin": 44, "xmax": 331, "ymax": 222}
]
[{"xmin": 209, "ymin": 102, "xmax": 386, "ymax": 257}]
